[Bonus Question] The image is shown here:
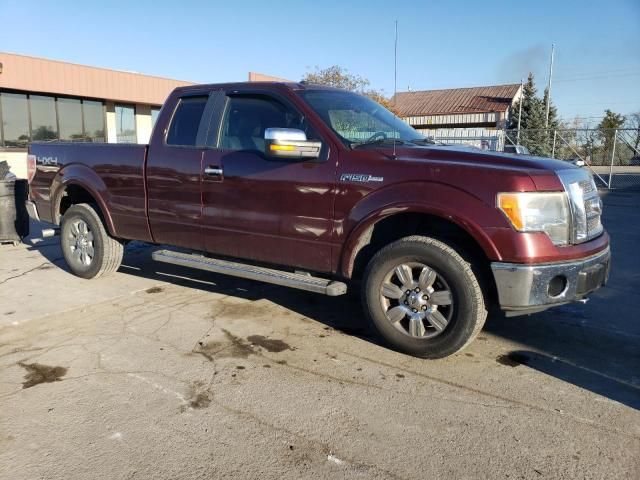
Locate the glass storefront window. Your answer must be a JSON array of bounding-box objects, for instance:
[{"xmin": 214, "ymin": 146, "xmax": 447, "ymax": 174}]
[
  {"xmin": 83, "ymin": 100, "xmax": 105, "ymax": 142},
  {"xmin": 151, "ymin": 107, "xmax": 160, "ymax": 128},
  {"xmin": 1, "ymin": 93, "xmax": 30, "ymax": 147},
  {"xmin": 30, "ymin": 95, "xmax": 58, "ymax": 141},
  {"xmin": 115, "ymin": 104, "xmax": 136, "ymax": 143},
  {"xmin": 58, "ymin": 98, "xmax": 84, "ymax": 141}
]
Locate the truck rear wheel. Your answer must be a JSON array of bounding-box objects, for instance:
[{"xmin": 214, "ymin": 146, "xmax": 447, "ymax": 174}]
[
  {"xmin": 60, "ymin": 203, "xmax": 123, "ymax": 279},
  {"xmin": 362, "ymin": 235, "xmax": 486, "ymax": 358}
]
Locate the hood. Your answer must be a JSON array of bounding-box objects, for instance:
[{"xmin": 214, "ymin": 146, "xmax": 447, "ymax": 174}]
[{"xmin": 378, "ymin": 144, "xmax": 577, "ymax": 174}]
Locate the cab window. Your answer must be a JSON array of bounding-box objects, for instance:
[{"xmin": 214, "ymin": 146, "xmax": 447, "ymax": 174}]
[
  {"xmin": 219, "ymin": 96, "xmax": 315, "ymax": 153},
  {"xmin": 166, "ymin": 96, "xmax": 208, "ymax": 146}
]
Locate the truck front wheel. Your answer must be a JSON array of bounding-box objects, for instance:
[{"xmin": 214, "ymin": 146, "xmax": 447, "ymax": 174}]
[
  {"xmin": 60, "ymin": 203, "xmax": 124, "ymax": 279},
  {"xmin": 362, "ymin": 236, "xmax": 487, "ymax": 358}
]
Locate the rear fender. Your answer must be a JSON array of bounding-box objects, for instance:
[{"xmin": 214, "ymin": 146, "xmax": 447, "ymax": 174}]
[{"xmin": 51, "ymin": 164, "xmax": 117, "ymax": 236}]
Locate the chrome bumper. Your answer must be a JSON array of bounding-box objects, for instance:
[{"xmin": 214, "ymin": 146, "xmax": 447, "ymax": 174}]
[
  {"xmin": 491, "ymin": 247, "xmax": 610, "ymax": 316},
  {"xmin": 25, "ymin": 200, "xmax": 40, "ymax": 222}
]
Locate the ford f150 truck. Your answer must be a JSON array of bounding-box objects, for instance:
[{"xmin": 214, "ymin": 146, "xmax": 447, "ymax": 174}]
[{"xmin": 26, "ymin": 82, "xmax": 610, "ymax": 358}]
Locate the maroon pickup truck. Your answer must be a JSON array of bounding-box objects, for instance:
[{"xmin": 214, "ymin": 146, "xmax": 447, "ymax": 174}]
[{"xmin": 26, "ymin": 82, "xmax": 610, "ymax": 358}]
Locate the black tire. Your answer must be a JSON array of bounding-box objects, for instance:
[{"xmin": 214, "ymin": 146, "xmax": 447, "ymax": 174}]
[
  {"xmin": 60, "ymin": 203, "xmax": 123, "ymax": 279},
  {"xmin": 362, "ymin": 235, "xmax": 486, "ymax": 358}
]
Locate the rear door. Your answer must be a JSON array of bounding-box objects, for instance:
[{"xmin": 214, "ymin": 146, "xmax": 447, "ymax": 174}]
[
  {"xmin": 200, "ymin": 90, "xmax": 338, "ymax": 272},
  {"xmin": 146, "ymin": 92, "xmax": 217, "ymax": 250}
]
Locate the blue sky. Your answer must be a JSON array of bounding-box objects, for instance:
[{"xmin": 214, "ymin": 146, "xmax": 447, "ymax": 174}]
[{"xmin": 1, "ymin": 0, "xmax": 639, "ymax": 124}]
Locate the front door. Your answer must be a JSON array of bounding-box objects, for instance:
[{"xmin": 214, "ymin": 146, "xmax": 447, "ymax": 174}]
[{"xmin": 201, "ymin": 92, "xmax": 337, "ymax": 273}]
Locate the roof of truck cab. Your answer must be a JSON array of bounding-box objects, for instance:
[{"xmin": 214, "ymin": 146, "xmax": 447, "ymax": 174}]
[{"xmin": 172, "ymin": 81, "xmax": 346, "ymax": 93}]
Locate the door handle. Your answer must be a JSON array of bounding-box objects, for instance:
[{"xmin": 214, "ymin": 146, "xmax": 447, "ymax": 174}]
[{"xmin": 204, "ymin": 166, "xmax": 223, "ymax": 176}]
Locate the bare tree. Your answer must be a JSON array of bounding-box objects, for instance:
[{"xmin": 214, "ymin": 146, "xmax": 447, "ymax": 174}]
[{"xmin": 302, "ymin": 66, "xmax": 397, "ymax": 113}]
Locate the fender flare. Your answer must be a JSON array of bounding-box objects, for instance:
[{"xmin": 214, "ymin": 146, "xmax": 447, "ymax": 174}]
[
  {"xmin": 50, "ymin": 165, "xmax": 117, "ymax": 236},
  {"xmin": 339, "ymin": 182, "xmax": 503, "ymax": 277}
]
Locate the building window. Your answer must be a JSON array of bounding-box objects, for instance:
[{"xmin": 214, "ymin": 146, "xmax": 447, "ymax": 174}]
[
  {"xmin": 30, "ymin": 95, "xmax": 58, "ymax": 141},
  {"xmin": 115, "ymin": 104, "xmax": 136, "ymax": 143},
  {"xmin": 82, "ymin": 100, "xmax": 105, "ymax": 142},
  {"xmin": 0, "ymin": 92, "xmax": 106, "ymax": 147},
  {"xmin": 0, "ymin": 92, "xmax": 30, "ymax": 147},
  {"xmin": 151, "ymin": 107, "xmax": 160, "ymax": 128},
  {"xmin": 58, "ymin": 98, "xmax": 84, "ymax": 141}
]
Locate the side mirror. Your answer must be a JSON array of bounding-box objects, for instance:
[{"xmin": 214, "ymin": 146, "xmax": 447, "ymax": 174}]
[{"xmin": 264, "ymin": 128, "xmax": 321, "ymax": 159}]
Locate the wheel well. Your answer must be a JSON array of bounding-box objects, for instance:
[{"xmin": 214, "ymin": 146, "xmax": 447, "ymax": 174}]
[
  {"xmin": 349, "ymin": 213, "xmax": 497, "ymax": 302},
  {"xmin": 57, "ymin": 184, "xmax": 113, "ymax": 234},
  {"xmin": 59, "ymin": 185, "xmax": 98, "ymax": 218}
]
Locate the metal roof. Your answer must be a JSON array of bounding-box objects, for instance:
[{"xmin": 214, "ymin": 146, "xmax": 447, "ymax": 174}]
[{"xmin": 392, "ymin": 84, "xmax": 521, "ymax": 117}]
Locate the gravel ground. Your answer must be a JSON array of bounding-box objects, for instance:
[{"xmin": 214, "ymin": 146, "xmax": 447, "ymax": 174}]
[{"xmin": 1, "ymin": 193, "xmax": 638, "ymax": 480}]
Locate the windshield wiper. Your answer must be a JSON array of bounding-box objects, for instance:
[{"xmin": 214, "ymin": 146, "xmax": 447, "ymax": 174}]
[{"xmin": 350, "ymin": 138, "xmax": 410, "ymax": 149}]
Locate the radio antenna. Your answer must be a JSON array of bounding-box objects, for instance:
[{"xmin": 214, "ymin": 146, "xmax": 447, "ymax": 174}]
[{"xmin": 393, "ymin": 20, "xmax": 398, "ymax": 158}]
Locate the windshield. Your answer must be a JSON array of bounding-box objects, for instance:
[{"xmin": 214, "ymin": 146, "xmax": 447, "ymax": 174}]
[{"xmin": 297, "ymin": 89, "xmax": 429, "ymax": 147}]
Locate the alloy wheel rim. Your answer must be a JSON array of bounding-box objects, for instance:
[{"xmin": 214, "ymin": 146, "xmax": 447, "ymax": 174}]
[
  {"xmin": 67, "ymin": 219, "xmax": 95, "ymax": 267},
  {"xmin": 379, "ymin": 262, "xmax": 453, "ymax": 339}
]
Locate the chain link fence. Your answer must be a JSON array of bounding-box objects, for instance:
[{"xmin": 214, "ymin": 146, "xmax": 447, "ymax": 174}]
[
  {"xmin": 503, "ymin": 128, "xmax": 640, "ymax": 191},
  {"xmin": 429, "ymin": 128, "xmax": 638, "ymax": 191}
]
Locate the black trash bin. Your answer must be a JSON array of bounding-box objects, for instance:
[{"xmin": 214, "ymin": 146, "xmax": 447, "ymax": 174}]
[{"xmin": 0, "ymin": 178, "xmax": 30, "ymax": 244}]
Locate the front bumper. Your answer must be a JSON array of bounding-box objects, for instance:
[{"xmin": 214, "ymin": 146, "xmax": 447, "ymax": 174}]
[{"xmin": 491, "ymin": 246, "xmax": 610, "ymax": 316}]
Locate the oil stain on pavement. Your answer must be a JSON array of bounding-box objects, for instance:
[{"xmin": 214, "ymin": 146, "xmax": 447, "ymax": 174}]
[
  {"xmin": 192, "ymin": 330, "xmax": 292, "ymax": 361},
  {"xmin": 246, "ymin": 335, "xmax": 292, "ymax": 353},
  {"xmin": 17, "ymin": 362, "xmax": 68, "ymax": 389}
]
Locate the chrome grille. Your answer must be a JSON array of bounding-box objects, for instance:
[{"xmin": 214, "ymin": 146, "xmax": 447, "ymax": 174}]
[
  {"xmin": 579, "ymin": 178, "xmax": 596, "ymax": 195},
  {"xmin": 582, "ymin": 180, "xmax": 603, "ymax": 241},
  {"xmin": 558, "ymin": 169, "xmax": 604, "ymax": 244},
  {"xmin": 587, "ymin": 214, "xmax": 602, "ymax": 233}
]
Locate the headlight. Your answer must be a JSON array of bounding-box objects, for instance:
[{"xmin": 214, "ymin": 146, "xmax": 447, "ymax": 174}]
[{"xmin": 497, "ymin": 192, "xmax": 570, "ymax": 246}]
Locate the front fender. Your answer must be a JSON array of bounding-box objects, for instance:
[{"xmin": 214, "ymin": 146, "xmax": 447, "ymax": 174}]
[
  {"xmin": 339, "ymin": 181, "xmax": 505, "ymax": 277},
  {"xmin": 51, "ymin": 164, "xmax": 117, "ymax": 236}
]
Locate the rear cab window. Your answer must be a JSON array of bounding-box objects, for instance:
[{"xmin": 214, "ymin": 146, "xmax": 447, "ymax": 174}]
[{"xmin": 166, "ymin": 96, "xmax": 209, "ymax": 146}]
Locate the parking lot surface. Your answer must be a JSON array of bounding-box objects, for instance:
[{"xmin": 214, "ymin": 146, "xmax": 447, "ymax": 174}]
[{"xmin": 1, "ymin": 192, "xmax": 639, "ymax": 480}]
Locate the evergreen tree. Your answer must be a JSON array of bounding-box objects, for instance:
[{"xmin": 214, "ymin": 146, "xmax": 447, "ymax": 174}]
[
  {"xmin": 508, "ymin": 73, "xmax": 560, "ymax": 156},
  {"xmin": 598, "ymin": 110, "xmax": 626, "ymax": 165},
  {"xmin": 508, "ymin": 73, "xmax": 536, "ymax": 131},
  {"xmin": 542, "ymin": 88, "xmax": 560, "ymax": 130}
]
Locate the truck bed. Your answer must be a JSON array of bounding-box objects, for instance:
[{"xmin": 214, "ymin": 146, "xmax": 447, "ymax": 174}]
[{"xmin": 29, "ymin": 142, "xmax": 151, "ymax": 241}]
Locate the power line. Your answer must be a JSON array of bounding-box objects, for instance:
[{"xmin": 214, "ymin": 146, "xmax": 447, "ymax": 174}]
[
  {"xmin": 555, "ymin": 66, "xmax": 640, "ymax": 76},
  {"xmin": 560, "ymin": 100, "xmax": 640, "ymax": 106},
  {"xmin": 554, "ymin": 72, "xmax": 640, "ymax": 83}
]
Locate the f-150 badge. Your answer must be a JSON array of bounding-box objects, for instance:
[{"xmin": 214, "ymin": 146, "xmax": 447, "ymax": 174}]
[{"xmin": 340, "ymin": 173, "xmax": 384, "ymax": 183}]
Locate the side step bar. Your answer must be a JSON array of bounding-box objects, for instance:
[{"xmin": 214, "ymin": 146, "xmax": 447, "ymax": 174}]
[{"xmin": 152, "ymin": 249, "xmax": 348, "ymax": 296}]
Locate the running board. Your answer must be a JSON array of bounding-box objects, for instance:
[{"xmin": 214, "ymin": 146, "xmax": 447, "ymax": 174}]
[{"xmin": 152, "ymin": 249, "xmax": 347, "ymax": 296}]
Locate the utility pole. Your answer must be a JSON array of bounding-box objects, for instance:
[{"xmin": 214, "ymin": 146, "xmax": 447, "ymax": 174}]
[
  {"xmin": 394, "ymin": 20, "xmax": 398, "ymax": 104},
  {"xmin": 545, "ymin": 43, "xmax": 555, "ymax": 128},
  {"xmin": 392, "ymin": 20, "xmax": 398, "ymax": 157},
  {"xmin": 517, "ymin": 78, "xmax": 524, "ymax": 144}
]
